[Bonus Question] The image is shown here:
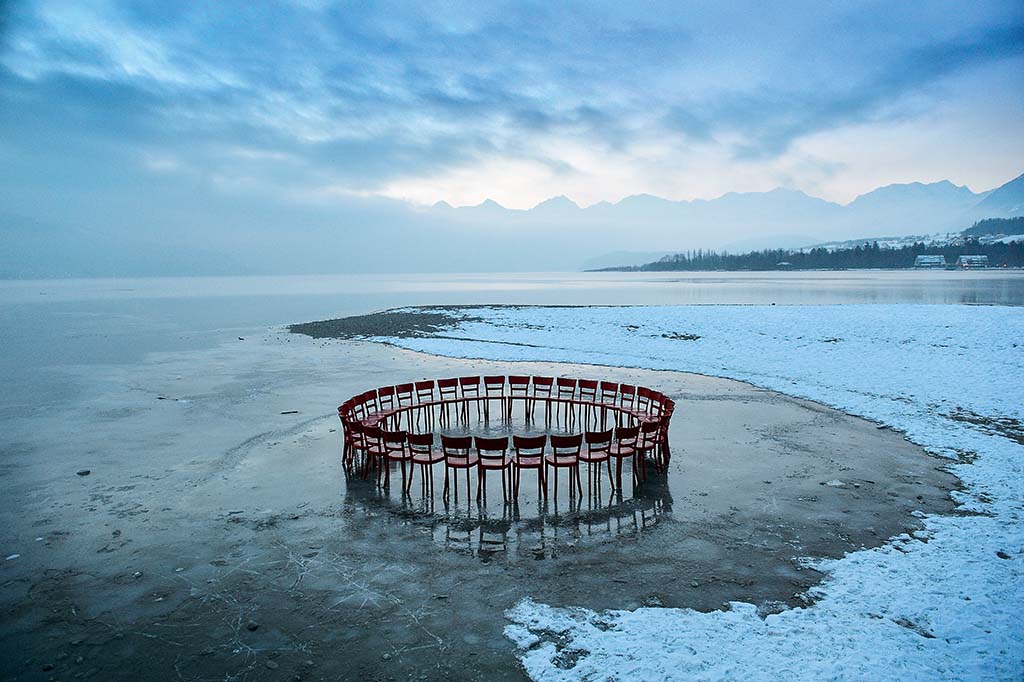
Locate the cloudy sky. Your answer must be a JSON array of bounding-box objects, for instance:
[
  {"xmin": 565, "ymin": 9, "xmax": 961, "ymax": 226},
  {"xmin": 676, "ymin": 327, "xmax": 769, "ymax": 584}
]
[{"xmin": 1, "ymin": 0, "xmax": 1022, "ymax": 215}]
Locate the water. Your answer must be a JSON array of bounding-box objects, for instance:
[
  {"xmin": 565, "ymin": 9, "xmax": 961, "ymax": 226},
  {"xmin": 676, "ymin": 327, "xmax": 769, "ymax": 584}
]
[{"xmin": 1, "ymin": 270, "xmax": 1022, "ymax": 415}]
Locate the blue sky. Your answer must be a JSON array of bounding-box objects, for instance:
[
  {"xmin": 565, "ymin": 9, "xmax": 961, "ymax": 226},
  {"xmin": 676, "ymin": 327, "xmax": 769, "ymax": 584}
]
[{"xmin": 1, "ymin": 0, "xmax": 1022, "ymax": 213}]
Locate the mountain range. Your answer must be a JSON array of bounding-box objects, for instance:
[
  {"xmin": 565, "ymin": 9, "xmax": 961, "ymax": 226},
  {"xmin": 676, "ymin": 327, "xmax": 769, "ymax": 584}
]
[{"xmin": 2, "ymin": 172, "xmax": 1022, "ymax": 277}]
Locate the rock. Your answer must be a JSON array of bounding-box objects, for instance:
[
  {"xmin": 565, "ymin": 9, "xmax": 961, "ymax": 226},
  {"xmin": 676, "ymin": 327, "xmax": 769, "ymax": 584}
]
[
  {"xmin": 132, "ymin": 571, "xmax": 142, "ymax": 579},
  {"xmin": 265, "ymin": 659, "xmax": 279, "ymax": 670},
  {"xmin": 996, "ymin": 550, "xmax": 1011, "ymax": 560},
  {"xmin": 76, "ymin": 469, "xmax": 91, "ymax": 476},
  {"xmin": 641, "ymin": 595, "xmax": 664, "ymax": 607},
  {"xmin": 75, "ymin": 656, "xmax": 84, "ymax": 664},
  {"xmin": 246, "ymin": 621, "xmax": 259, "ymax": 631},
  {"xmin": 238, "ymin": 337, "xmax": 245, "ymax": 341},
  {"xmin": 42, "ymin": 663, "xmax": 54, "ymax": 671},
  {"xmin": 382, "ymin": 653, "xmax": 392, "ymax": 661},
  {"xmin": 823, "ymin": 479, "xmax": 845, "ymax": 487}
]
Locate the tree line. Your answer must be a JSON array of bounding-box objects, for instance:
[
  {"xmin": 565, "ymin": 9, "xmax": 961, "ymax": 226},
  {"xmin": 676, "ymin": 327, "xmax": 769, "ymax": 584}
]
[{"xmin": 615, "ymin": 238, "xmax": 1023, "ymax": 271}]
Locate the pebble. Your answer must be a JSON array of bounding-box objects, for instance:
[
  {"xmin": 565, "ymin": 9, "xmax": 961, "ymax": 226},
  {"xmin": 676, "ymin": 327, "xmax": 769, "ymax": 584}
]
[
  {"xmin": 996, "ymin": 550, "xmax": 1011, "ymax": 560},
  {"xmin": 75, "ymin": 656, "xmax": 84, "ymax": 665},
  {"xmin": 42, "ymin": 663, "xmax": 54, "ymax": 672},
  {"xmin": 265, "ymin": 660, "xmax": 279, "ymax": 670},
  {"xmin": 132, "ymin": 571, "xmax": 142, "ymax": 579},
  {"xmin": 382, "ymin": 653, "xmax": 392, "ymax": 661},
  {"xmin": 76, "ymin": 469, "xmax": 91, "ymax": 476},
  {"xmin": 246, "ymin": 621, "xmax": 259, "ymax": 631}
]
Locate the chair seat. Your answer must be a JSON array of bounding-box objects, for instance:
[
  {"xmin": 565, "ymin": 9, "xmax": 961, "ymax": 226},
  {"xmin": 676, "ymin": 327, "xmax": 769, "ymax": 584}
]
[
  {"xmin": 545, "ymin": 455, "xmax": 580, "ymax": 467},
  {"xmin": 385, "ymin": 450, "xmax": 414, "ymax": 461},
  {"xmin": 579, "ymin": 452, "xmax": 609, "ymax": 463},
  {"xmin": 445, "ymin": 455, "xmax": 479, "ymax": 468},
  {"xmin": 608, "ymin": 444, "xmax": 635, "ymax": 458},
  {"xmin": 512, "ymin": 455, "xmax": 543, "ymax": 468},
  {"xmin": 479, "ymin": 456, "xmax": 513, "ymax": 470},
  {"xmin": 412, "ymin": 451, "xmax": 444, "ymax": 465}
]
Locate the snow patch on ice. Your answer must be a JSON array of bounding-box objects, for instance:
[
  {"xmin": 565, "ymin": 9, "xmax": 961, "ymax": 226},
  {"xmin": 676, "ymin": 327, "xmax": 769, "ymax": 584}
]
[{"xmin": 373, "ymin": 305, "xmax": 1024, "ymax": 681}]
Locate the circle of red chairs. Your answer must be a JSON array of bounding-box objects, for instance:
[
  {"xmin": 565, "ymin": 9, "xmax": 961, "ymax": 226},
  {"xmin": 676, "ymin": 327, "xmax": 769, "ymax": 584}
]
[{"xmin": 336, "ymin": 375, "xmax": 675, "ymax": 501}]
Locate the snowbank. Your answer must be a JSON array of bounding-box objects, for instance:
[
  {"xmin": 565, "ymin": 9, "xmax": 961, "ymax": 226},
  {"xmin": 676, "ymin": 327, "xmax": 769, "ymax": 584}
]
[{"xmin": 375, "ymin": 304, "xmax": 1023, "ymax": 681}]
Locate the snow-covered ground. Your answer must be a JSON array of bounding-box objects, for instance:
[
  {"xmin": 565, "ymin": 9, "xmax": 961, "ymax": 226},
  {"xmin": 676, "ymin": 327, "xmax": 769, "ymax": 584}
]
[{"xmin": 373, "ymin": 304, "xmax": 1023, "ymax": 681}]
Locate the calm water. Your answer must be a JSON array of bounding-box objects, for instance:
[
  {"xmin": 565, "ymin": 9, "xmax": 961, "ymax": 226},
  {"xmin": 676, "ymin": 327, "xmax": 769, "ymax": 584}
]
[{"xmin": 1, "ymin": 270, "xmax": 1022, "ymax": 415}]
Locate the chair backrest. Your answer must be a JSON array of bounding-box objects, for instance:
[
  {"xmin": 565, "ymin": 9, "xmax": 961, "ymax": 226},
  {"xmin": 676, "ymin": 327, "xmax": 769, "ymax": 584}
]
[
  {"xmin": 363, "ymin": 424, "xmax": 384, "ymax": 448},
  {"xmin": 407, "ymin": 432, "xmax": 434, "ymax": 455},
  {"xmin": 459, "ymin": 376, "xmax": 481, "ymax": 396},
  {"xmin": 382, "ymin": 429, "xmax": 406, "ymax": 453},
  {"xmin": 578, "ymin": 379, "xmax": 598, "ymax": 400},
  {"xmin": 483, "ymin": 375, "xmax": 505, "ymax": 396},
  {"xmin": 615, "ymin": 425, "xmax": 639, "ymax": 447},
  {"xmin": 556, "ymin": 377, "xmax": 577, "ymax": 399},
  {"xmin": 440, "ymin": 434, "xmax": 472, "ymax": 458},
  {"xmin": 508, "ymin": 375, "xmax": 530, "ymax": 396},
  {"xmin": 532, "ymin": 376, "xmax": 554, "ymax": 396},
  {"xmin": 639, "ymin": 419, "xmax": 660, "ymax": 447},
  {"xmin": 437, "ymin": 378, "xmax": 459, "ymax": 399},
  {"xmin": 378, "ymin": 385, "xmax": 396, "ymax": 410},
  {"xmin": 584, "ymin": 428, "xmax": 613, "ymax": 453},
  {"xmin": 619, "ymin": 384, "xmax": 637, "ymax": 408},
  {"xmin": 549, "ymin": 433, "xmax": 583, "ymax": 458},
  {"xmin": 599, "ymin": 381, "xmax": 619, "ymax": 403},
  {"xmin": 475, "ymin": 436, "xmax": 509, "ymax": 461},
  {"xmin": 512, "ymin": 434, "xmax": 546, "ymax": 457},
  {"xmin": 636, "ymin": 386, "xmax": 651, "ymax": 412},
  {"xmin": 395, "ymin": 383, "xmax": 414, "ymax": 407},
  {"xmin": 414, "ymin": 380, "xmax": 436, "ymax": 402}
]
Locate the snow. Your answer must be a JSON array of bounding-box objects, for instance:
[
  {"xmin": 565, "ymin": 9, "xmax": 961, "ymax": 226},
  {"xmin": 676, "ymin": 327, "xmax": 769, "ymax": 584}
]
[{"xmin": 371, "ymin": 304, "xmax": 1024, "ymax": 681}]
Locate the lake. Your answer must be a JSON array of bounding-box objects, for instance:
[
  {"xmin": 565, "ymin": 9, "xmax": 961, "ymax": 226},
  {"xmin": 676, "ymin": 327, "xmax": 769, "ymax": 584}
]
[{"xmin": 1, "ymin": 270, "xmax": 1022, "ymax": 416}]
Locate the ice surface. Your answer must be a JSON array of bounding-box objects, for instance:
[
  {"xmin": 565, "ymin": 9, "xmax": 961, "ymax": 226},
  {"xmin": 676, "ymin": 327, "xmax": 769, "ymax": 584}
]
[{"xmin": 374, "ymin": 304, "xmax": 1023, "ymax": 681}]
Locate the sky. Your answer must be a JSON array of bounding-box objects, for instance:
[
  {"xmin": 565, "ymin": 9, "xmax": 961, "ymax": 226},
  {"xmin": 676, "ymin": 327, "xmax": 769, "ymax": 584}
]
[{"xmin": 1, "ymin": 0, "xmax": 1022, "ymax": 218}]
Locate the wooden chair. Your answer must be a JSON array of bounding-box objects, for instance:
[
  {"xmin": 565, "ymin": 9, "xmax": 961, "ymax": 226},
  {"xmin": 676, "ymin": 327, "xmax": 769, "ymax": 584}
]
[
  {"xmin": 407, "ymin": 432, "xmax": 443, "ymax": 495},
  {"xmin": 608, "ymin": 425, "xmax": 639, "ymax": 490},
  {"xmin": 511, "ymin": 434, "xmax": 546, "ymax": 499},
  {"xmin": 441, "ymin": 434, "xmax": 477, "ymax": 500},
  {"xmin": 546, "ymin": 433, "xmax": 583, "ymax": 498},
  {"xmin": 483, "ymin": 375, "xmax": 505, "ymax": 422},
  {"xmin": 475, "ymin": 436, "xmax": 512, "ymax": 502},
  {"xmin": 581, "ymin": 428, "xmax": 613, "ymax": 492}
]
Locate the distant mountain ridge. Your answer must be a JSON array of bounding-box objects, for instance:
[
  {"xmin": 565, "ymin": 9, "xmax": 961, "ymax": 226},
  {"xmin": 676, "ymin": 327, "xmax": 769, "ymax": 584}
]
[{"xmin": 2, "ymin": 171, "xmax": 1022, "ymax": 277}]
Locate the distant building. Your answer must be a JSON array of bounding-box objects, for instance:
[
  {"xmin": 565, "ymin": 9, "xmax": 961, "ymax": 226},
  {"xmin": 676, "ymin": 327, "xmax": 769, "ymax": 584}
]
[
  {"xmin": 956, "ymin": 255, "xmax": 989, "ymax": 269},
  {"xmin": 914, "ymin": 255, "xmax": 947, "ymax": 268}
]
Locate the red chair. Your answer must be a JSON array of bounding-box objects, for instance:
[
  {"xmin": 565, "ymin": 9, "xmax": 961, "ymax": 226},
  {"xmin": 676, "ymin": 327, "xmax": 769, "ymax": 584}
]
[
  {"xmin": 381, "ymin": 429, "xmax": 413, "ymax": 491},
  {"xmin": 511, "ymin": 434, "xmax": 547, "ymax": 498},
  {"xmin": 437, "ymin": 378, "xmax": 459, "ymax": 426},
  {"xmin": 407, "ymin": 432, "xmax": 443, "ymax": 495},
  {"xmin": 362, "ymin": 424, "xmax": 386, "ymax": 483},
  {"xmin": 395, "ymin": 383, "xmax": 414, "ymax": 426},
  {"xmin": 414, "ymin": 380, "xmax": 436, "ymax": 428},
  {"xmin": 530, "ymin": 376, "xmax": 554, "ymax": 423},
  {"xmin": 441, "ymin": 434, "xmax": 477, "ymax": 500},
  {"xmin": 475, "ymin": 436, "xmax": 512, "ymax": 502},
  {"xmin": 546, "ymin": 433, "xmax": 583, "ymax": 498},
  {"xmin": 555, "ymin": 378, "xmax": 577, "ymax": 425},
  {"xmin": 635, "ymin": 386, "xmax": 652, "ymax": 416},
  {"xmin": 617, "ymin": 384, "xmax": 637, "ymax": 426},
  {"xmin": 635, "ymin": 419, "xmax": 661, "ymax": 479},
  {"xmin": 507, "ymin": 375, "xmax": 530, "ymax": 422},
  {"xmin": 483, "ymin": 375, "xmax": 505, "ymax": 421},
  {"xmin": 581, "ymin": 429, "xmax": 613, "ymax": 491},
  {"xmin": 577, "ymin": 379, "xmax": 599, "ymax": 426},
  {"xmin": 459, "ymin": 376, "xmax": 482, "ymax": 422},
  {"xmin": 608, "ymin": 425, "xmax": 638, "ymax": 490}
]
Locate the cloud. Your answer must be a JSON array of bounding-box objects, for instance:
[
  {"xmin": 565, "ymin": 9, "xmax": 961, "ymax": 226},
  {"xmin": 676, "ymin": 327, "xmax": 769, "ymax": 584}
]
[{"xmin": 0, "ymin": 0, "xmax": 1021, "ymax": 213}]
